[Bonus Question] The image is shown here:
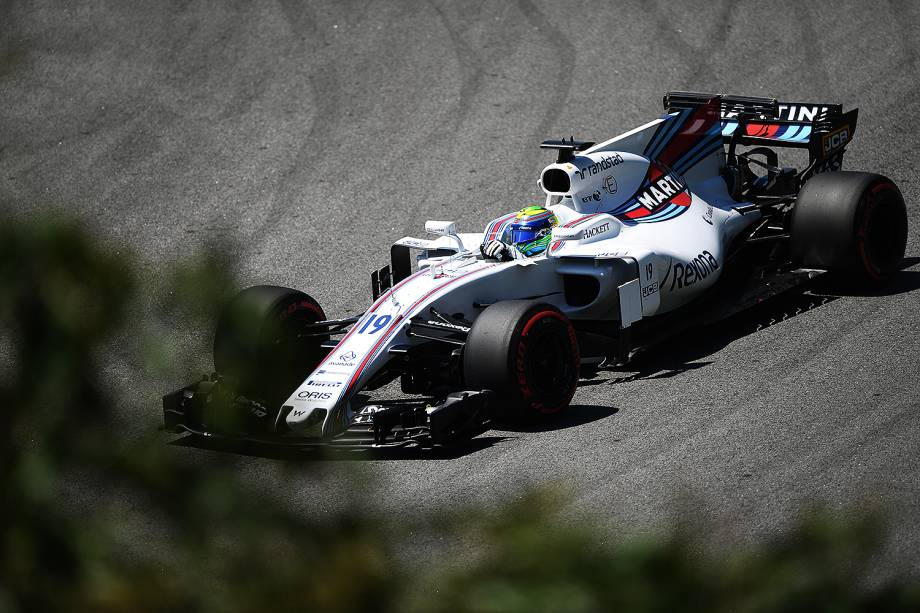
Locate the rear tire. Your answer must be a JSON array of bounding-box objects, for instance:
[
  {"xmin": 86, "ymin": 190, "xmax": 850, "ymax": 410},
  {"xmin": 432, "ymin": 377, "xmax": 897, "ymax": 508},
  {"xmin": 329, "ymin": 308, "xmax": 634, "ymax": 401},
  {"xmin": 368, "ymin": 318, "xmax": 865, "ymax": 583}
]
[
  {"xmin": 213, "ymin": 285, "xmax": 328, "ymax": 403},
  {"xmin": 463, "ymin": 301, "xmax": 580, "ymax": 420},
  {"xmin": 791, "ymin": 171, "xmax": 907, "ymax": 287}
]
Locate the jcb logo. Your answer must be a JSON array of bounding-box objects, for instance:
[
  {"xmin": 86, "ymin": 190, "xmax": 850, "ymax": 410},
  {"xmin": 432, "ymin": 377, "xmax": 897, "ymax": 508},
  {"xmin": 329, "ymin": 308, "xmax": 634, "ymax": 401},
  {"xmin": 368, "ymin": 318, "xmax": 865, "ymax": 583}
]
[{"xmin": 822, "ymin": 125, "xmax": 850, "ymax": 154}]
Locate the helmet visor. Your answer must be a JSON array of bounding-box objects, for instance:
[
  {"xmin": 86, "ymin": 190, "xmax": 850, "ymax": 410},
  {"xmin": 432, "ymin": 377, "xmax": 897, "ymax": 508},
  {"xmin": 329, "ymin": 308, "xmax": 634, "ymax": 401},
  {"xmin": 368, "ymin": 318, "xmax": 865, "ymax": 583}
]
[
  {"xmin": 516, "ymin": 234, "xmax": 552, "ymax": 256},
  {"xmin": 509, "ymin": 226, "xmax": 547, "ymax": 244}
]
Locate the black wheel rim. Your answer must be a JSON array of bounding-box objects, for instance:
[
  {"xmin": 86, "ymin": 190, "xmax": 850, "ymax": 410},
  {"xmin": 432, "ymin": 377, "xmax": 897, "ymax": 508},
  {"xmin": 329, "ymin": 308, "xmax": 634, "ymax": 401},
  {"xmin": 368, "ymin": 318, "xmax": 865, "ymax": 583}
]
[{"xmin": 518, "ymin": 315, "xmax": 578, "ymax": 413}]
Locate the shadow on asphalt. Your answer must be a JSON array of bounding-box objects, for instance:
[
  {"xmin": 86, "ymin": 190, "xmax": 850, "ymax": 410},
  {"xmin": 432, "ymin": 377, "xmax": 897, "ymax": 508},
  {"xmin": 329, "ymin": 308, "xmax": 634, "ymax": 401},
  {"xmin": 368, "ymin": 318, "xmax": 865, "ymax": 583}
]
[
  {"xmin": 835, "ymin": 256, "xmax": 920, "ymax": 297},
  {"xmin": 584, "ymin": 255, "xmax": 919, "ymax": 386},
  {"xmin": 579, "ymin": 362, "xmax": 714, "ymax": 387},
  {"xmin": 491, "ymin": 404, "xmax": 619, "ymax": 433},
  {"xmin": 590, "ymin": 289, "xmax": 841, "ymax": 386},
  {"xmin": 170, "ymin": 433, "xmax": 512, "ymax": 462},
  {"xmin": 170, "ymin": 405, "xmax": 620, "ymax": 461},
  {"xmin": 863, "ymin": 268, "xmax": 920, "ymax": 296}
]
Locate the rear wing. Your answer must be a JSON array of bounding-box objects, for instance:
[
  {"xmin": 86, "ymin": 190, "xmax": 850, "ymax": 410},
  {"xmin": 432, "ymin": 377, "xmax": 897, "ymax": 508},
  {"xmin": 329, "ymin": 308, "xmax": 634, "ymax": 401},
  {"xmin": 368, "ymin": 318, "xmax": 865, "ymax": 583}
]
[{"xmin": 663, "ymin": 91, "xmax": 858, "ymax": 177}]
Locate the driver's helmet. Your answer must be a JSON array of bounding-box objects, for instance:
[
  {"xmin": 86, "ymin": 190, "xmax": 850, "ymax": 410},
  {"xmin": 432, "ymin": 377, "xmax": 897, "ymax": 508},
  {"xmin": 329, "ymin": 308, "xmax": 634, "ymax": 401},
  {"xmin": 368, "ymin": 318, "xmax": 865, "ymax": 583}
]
[{"xmin": 508, "ymin": 205, "xmax": 558, "ymax": 257}]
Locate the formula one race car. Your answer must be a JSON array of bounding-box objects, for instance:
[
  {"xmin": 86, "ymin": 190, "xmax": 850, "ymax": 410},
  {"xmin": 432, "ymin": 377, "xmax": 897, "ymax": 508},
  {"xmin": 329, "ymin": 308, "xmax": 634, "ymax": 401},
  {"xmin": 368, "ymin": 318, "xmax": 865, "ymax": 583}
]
[{"xmin": 164, "ymin": 91, "xmax": 908, "ymax": 449}]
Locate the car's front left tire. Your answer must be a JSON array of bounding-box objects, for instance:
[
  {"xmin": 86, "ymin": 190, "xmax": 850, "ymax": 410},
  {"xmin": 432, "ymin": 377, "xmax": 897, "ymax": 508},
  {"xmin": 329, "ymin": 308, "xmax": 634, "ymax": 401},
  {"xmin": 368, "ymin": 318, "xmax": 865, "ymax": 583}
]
[{"xmin": 213, "ymin": 285, "xmax": 328, "ymax": 404}]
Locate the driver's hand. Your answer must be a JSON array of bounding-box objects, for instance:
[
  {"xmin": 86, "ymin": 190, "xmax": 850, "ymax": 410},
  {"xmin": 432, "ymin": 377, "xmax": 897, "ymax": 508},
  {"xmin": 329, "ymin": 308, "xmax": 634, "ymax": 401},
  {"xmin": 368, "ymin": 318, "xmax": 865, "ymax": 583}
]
[{"xmin": 481, "ymin": 239, "xmax": 511, "ymax": 261}]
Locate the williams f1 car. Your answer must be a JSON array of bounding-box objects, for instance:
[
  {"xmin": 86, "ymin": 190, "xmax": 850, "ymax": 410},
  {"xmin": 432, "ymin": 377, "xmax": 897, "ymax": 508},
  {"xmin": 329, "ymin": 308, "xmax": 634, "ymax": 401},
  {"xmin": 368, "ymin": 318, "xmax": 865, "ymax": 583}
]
[{"xmin": 164, "ymin": 91, "xmax": 908, "ymax": 449}]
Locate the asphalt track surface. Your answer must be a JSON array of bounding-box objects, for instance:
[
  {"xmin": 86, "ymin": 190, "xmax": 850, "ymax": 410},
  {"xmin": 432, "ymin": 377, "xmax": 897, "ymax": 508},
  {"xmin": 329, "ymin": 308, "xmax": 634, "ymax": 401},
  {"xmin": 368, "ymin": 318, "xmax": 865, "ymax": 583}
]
[{"xmin": 2, "ymin": 1, "xmax": 919, "ymax": 569}]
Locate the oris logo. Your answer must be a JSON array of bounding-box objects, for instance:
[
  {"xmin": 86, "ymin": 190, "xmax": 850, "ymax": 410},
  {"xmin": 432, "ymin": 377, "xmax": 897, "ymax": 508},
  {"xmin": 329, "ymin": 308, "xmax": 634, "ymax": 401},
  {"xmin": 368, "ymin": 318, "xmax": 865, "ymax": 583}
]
[{"xmin": 298, "ymin": 390, "xmax": 332, "ymax": 401}]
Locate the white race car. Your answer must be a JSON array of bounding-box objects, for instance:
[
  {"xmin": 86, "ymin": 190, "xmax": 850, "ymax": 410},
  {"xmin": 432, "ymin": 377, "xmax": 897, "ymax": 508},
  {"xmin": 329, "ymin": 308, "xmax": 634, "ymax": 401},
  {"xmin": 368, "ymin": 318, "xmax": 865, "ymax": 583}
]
[{"xmin": 164, "ymin": 91, "xmax": 908, "ymax": 448}]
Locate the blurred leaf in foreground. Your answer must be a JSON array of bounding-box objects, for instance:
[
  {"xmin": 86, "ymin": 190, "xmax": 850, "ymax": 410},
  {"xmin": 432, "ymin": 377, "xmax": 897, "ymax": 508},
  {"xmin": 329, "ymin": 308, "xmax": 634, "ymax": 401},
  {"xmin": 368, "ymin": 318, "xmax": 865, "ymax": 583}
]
[
  {"xmin": 0, "ymin": 213, "xmax": 398, "ymax": 613},
  {"xmin": 416, "ymin": 489, "xmax": 919, "ymax": 613}
]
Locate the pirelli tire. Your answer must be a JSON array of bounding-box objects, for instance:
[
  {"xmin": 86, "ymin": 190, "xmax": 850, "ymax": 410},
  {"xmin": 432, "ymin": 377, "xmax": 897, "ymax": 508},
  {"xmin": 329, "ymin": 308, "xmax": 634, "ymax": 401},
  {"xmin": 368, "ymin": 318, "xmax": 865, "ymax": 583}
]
[
  {"xmin": 213, "ymin": 285, "xmax": 328, "ymax": 404},
  {"xmin": 791, "ymin": 171, "xmax": 907, "ymax": 287},
  {"xmin": 463, "ymin": 300, "xmax": 580, "ymax": 420}
]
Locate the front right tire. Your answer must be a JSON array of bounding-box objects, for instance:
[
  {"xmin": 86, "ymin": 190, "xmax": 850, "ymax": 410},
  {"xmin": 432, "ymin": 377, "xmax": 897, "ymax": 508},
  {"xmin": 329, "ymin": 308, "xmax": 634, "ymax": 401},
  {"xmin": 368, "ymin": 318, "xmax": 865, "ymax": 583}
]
[{"xmin": 463, "ymin": 300, "xmax": 580, "ymax": 420}]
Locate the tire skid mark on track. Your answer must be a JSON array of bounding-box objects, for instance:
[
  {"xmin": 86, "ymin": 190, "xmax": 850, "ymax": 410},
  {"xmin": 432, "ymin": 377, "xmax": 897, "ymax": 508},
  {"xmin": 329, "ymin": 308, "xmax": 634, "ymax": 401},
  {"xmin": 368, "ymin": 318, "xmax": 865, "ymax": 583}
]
[
  {"xmin": 649, "ymin": 0, "xmax": 737, "ymax": 90},
  {"xmin": 412, "ymin": 0, "xmax": 493, "ymax": 210},
  {"xmin": 882, "ymin": 0, "xmax": 918, "ymax": 73},
  {"xmin": 820, "ymin": 1, "xmax": 915, "ymax": 102},
  {"xmin": 262, "ymin": 0, "xmax": 341, "ymax": 236},
  {"xmin": 799, "ymin": 6, "xmax": 833, "ymax": 96},
  {"xmin": 511, "ymin": 0, "xmax": 576, "ymax": 149},
  {"xmin": 424, "ymin": 0, "xmax": 486, "ymax": 144}
]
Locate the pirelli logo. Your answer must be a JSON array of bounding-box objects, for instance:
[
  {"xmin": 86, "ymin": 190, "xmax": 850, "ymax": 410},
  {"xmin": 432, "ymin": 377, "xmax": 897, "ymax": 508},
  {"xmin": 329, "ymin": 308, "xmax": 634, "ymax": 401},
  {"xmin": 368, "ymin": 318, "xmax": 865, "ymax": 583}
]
[{"xmin": 822, "ymin": 125, "xmax": 850, "ymax": 155}]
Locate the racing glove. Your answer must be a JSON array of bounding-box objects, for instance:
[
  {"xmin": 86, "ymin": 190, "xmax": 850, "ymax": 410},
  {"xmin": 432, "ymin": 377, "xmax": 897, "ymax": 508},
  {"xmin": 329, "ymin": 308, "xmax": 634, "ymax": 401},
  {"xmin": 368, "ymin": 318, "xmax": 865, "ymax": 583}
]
[{"xmin": 481, "ymin": 239, "xmax": 513, "ymax": 261}]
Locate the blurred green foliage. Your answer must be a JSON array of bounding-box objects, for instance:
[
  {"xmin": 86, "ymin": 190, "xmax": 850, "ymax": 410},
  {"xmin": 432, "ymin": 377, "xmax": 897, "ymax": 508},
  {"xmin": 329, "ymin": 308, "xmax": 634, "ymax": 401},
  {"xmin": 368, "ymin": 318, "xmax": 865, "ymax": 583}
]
[
  {"xmin": 418, "ymin": 489, "xmax": 919, "ymax": 613},
  {"xmin": 0, "ymin": 216, "xmax": 397, "ymax": 613},
  {"xmin": 0, "ymin": 213, "xmax": 918, "ymax": 612}
]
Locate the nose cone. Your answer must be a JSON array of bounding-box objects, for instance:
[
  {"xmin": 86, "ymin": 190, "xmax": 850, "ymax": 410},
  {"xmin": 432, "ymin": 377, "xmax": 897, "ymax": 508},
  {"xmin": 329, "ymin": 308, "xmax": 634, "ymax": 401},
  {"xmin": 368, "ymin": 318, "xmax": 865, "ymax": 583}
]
[
  {"xmin": 281, "ymin": 395, "xmax": 353, "ymax": 440},
  {"xmin": 282, "ymin": 404, "xmax": 327, "ymax": 437}
]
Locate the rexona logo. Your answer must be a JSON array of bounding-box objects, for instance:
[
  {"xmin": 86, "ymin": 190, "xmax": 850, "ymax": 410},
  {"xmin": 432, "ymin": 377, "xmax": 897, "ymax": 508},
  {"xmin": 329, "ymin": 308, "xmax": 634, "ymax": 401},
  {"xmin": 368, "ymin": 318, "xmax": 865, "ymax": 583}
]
[
  {"xmin": 668, "ymin": 250, "xmax": 720, "ymax": 290},
  {"xmin": 619, "ymin": 163, "xmax": 692, "ymax": 223}
]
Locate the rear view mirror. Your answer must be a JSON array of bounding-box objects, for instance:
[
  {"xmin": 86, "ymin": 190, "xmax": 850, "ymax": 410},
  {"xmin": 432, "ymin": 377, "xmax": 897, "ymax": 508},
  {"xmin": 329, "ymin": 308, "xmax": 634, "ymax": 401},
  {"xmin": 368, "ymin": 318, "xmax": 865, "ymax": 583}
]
[{"xmin": 425, "ymin": 220, "xmax": 459, "ymax": 236}]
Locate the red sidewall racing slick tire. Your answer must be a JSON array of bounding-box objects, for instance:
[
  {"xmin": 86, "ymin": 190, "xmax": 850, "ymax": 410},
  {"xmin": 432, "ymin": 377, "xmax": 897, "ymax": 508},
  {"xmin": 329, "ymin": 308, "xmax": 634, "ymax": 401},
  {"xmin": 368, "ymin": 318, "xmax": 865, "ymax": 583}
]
[
  {"xmin": 213, "ymin": 285, "xmax": 327, "ymax": 404},
  {"xmin": 791, "ymin": 171, "xmax": 907, "ymax": 287},
  {"xmin": 463, "ymin": 300, "xmax": 580, "ymax": 420}
]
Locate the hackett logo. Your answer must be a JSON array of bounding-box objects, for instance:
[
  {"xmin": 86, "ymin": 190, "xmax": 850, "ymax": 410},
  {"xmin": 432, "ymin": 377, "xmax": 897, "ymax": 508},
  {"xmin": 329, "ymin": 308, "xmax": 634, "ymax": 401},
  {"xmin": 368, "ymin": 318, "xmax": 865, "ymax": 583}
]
[{"xmin": 583, "ymin": 223, "xmax": 610, "ymax": 240}]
